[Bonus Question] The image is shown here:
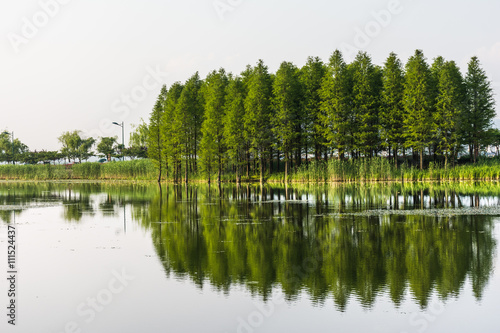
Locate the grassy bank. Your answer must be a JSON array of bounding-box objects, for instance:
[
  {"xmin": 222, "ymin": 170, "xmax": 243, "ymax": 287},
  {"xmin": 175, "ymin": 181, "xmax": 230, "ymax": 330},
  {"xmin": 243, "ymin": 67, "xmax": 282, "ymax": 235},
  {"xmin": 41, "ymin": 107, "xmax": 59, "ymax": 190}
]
[
  {"xmin": 268, "ymin": 158, "xmax": 500, "ymax": 183},
  {"xmin": 2, "ymin": 158, "xmax": 500, "ymax": 182},
  {"xmin": 0, "ymin": 159, "xmax": 157, "ymax": 180}
]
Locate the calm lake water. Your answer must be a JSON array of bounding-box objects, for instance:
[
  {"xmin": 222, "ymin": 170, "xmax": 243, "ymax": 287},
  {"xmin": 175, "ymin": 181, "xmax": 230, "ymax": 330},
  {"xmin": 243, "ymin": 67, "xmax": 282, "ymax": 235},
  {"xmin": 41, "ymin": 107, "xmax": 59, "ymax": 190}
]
[{"xmin": 0, "ymin": 181, "xmax": 499, "ymax": 333}]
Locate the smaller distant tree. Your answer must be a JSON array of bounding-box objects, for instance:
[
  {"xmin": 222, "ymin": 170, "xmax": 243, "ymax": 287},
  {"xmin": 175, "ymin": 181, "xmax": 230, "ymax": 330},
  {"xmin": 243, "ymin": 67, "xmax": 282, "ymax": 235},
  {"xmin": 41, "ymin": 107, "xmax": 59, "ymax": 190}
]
[
  {"xmin": 39, "ymin": 151, "xmax": 62, "ymax": 164},
  {"xmin": 97, "ymin": 137, "xmax": 118, "ymax": 162},
  {"xmin": 20, "ymin": 151, "xmax": 37, "ymax": 165},
  {"xmin": 0, "ymin": 131, "xmax": 28, "ymax": 164},
  {"xmin": 58, "ymin": 131, "xmax": 81, "ymax": 162},
  {"xmin": 77, "ymin": 137, "xmax": 95, "ymax": 162},
  {"xmin": 58, "ymin": 131, "xmax": 94, "ymax": 163},
  {"xmin": 129, "ymin": 119, "xmax": 148, "ymax": 149},
  {"xmin": 483, "ymin": 128, "xmax": 500, "ymax": 157}
]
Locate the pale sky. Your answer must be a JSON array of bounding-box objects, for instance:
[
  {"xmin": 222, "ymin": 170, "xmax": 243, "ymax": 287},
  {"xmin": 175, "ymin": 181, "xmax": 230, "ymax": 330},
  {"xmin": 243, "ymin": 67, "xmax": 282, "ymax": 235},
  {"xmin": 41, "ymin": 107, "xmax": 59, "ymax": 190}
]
[{"xmin": 1, "ymin": 0, "xmax": 499, "ymax": 151}]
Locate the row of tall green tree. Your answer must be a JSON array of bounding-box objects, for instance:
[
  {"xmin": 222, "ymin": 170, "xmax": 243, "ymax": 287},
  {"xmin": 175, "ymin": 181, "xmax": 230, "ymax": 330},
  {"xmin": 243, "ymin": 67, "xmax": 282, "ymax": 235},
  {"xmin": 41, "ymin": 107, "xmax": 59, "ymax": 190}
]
[{"xmin": 147, "ymin": 50, "xmax": 496, "ymax": 183}]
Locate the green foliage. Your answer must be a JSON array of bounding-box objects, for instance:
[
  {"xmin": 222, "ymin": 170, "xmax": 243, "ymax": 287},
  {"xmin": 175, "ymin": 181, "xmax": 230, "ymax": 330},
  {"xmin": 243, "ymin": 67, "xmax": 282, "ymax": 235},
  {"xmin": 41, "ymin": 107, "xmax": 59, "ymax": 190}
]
[
  {"xmin": 272, "ymin": 61, "xmax": 304, "ymax": 180},
  {"xmin": 58, "ymin": 130, "xmax": 94, "ymax": 163},
  {"xmin": 0, "ymin": 164, "xmax": 68, "ymax": 180},
  {"xmin": 275, "ymin": 158, "xmax": 500, "ymax": 183},
  {"xmin": 319, "ymin": 50, "xmax": 352, "ymax": 159},
  {"xmin": 147, "ymin": 85, "xmax": 167, "ymax": 181},
  {"xmin": 403, "ymin": 50, "xmax": 434, "ymax": 169},
  {"xmin": 128, "ymin": 118, "xmax": 148, "ymax": 159},
  {"xmin": 19, "ymin": 150, "xmax": 62, "ymax": 165},
  {"xmin": 223, "ymin": 76, "xmax": 247, "ymax": 181},
  {"xmin": 434, "ymin": 60, "xmax": 465, "ymax": 167},
  {"xmin": 0, "ymin": 160, "xmax": 157, "ymax": 180},
  {"xmin": 199, "ymin": 69, "xmax": 228, "ymax": 182},
  {"xmin": 350, "ymin": 51, "xmax": 381, "ymax": 156},
  {"xmin": 300, "ymin": 56, "xmax": 327, "ymax": 160},
  {"xmin": 137, "ymin": 50, "xmax": 498, "ymax": 183},
  {"xmin": 99, "ymin": 160, "xmax": 157, "ymax": 180},
  {"xmin": 380, "ymin": 52, "xmax": 405, "ymax": 161},
  {"xmin": 97, "ymin": 137, "xmax": 118, "ymax": 162},
  {"xmin": 244, "ymin": 60, "xmax": 274, "ymax": 182},
  {"xmin": 462, "ymin": 56, "xmax": 496, "ymax": 163},
  {"xmin": 0, "ymin": 131, "xmax": 29, "ymax": 164},
  {"xmin": 162, "ymin": 82, "xmax": 184, "ymax": 181}
]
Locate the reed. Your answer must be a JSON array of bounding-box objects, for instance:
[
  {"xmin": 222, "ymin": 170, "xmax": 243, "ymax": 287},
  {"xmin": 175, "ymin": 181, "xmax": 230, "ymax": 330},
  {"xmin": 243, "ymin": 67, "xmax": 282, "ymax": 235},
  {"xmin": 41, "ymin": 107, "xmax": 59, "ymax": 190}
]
[
  {"xmin": 2, "ymin": 158, "xmax": 500, "ymax": 183},
  {"xmin": 0, "ymin": 160, "xmax": 157, "ymax": 181},
  {"xmin": 277, "ymin": 158, "xmax": 500, "ymax": 183},
  {"xmin": 100, "ymin": 160, "xmax": 157, "ymax": 180},
  {"xmin": 0, "ymin": 164, "xmax": 70, "ymax": 180}
]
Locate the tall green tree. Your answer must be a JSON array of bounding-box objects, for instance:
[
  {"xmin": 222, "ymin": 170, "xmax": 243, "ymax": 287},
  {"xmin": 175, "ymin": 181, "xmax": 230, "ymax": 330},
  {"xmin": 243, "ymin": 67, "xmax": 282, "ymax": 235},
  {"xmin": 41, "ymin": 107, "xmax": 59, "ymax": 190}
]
[
  {"xmin": 244, "ymin": 60, "xmax": 273, "ymax": 183},
  {"xmin": 380, "ymin": 52, "xmax": 405, "ymax": 166},
  {"xmin": 430, "ymin": 56, "xmax": 446, "ymax": 99},
  {"xmin": 162, "ymin": 82, "xmax": 184, "ymax": 181},
  {"xmin": 300, "ymin": 56, "xmax": 327, "ymax": 161},
  {"xmin": 223, "ymin": 76, "xmax": 247, "ymax": 182},
  {"xmin": 319, "ymin": 50, "xmax": 352, "ymax": 159},
  {"xmin": 434, "ymin": 60, "xmax": 465, "ymax": 168},
  {"xmin": 272, "ymin": 61, "xmax": 303, "ymax": 183},
  {"xmin": 147, "ymin": 85, "xmax": 167, "ymax": 182},
  {"xmin": 174, "ymin": 73, "xmax": 204, "ymax": 182},
  {"xmin": 200, "ymin": 69, "xmax": 228, "ymax": 183},
  {"xmin": 351, "ymin": 51, "xmax": 381, "ymax": 157},
  {"xmin": 462, "ymin": 56, "xmax": 496, "ymax": 163},
  {"xmin": 403, "ymin": 50, "xmax": 434, "ymax": 170}
]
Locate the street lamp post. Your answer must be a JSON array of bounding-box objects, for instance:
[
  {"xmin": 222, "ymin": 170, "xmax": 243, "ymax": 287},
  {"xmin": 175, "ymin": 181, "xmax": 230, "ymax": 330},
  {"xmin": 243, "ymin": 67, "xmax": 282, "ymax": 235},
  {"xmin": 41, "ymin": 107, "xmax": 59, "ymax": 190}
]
[
  {"xmin": 11, "ymin": 132, "xmax": 14, "ymax": 165},
  {"xmin": 112, "ymin": 121, "xmax": 124, "ymax": 161}
]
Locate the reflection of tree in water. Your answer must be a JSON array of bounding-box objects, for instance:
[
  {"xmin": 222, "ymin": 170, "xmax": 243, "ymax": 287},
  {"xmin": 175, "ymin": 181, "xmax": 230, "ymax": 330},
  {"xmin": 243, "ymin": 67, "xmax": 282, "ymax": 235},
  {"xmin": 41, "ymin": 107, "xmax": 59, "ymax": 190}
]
[
  {"xmin": 0, "ymin": 182, "xmax": 154, "ymax": 223},
  {"xmin": 142, "ymin": 184, "xmax": 496, "ymax": 310},
  {"xmin": 0, "ymin": 181, "xmax": 497, "ymax": 310}
]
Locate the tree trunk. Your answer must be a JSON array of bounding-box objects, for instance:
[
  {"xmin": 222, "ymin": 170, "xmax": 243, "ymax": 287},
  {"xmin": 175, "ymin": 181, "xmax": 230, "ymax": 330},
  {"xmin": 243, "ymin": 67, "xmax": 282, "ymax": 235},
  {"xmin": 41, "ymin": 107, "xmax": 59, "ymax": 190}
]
[
  {"xmin": 259, "ymin": 155, "xmax": 263, "ymax": 184},
  {"xmin": 269, "ymin": 147, "xmax": 274, "ymax": 174},
  {"xmin": 394, "ymin": 145, "xmax": 398, "ymax": 168},
  {"xmin": 158, "ymin": 160, "xmax": 162, "ymax": 183},
  {"xmin": 218, "ymin": 155, "xmax": 221, "ymax": 184},
  {"xmin": 236, "ymin": 163, "xmax": 239, "ymax": 184},
  {"xmin": 246, "ymin": 151, "xmax": 250, "ymax": 178},
  {"xmin": 420, "ymin": 149, "xmax": 423, "ymax": 170},
  {"xmin": 285, "ymin": 153, "xmax": 288, "ymax": 184}
]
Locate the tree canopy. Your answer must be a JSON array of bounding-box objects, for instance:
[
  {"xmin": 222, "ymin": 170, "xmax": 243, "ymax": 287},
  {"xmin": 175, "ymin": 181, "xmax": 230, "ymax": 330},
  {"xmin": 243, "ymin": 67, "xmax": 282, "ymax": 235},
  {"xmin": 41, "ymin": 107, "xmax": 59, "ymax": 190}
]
[{"xmin": 144, "ymin": 50, "xmax": 496, "ymax": 182}]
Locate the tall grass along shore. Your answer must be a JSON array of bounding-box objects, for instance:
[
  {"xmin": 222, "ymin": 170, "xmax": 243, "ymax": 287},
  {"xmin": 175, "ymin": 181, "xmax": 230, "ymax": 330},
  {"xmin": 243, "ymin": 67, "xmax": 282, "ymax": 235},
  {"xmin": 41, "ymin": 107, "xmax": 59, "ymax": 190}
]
[
  {"xmin": 2, "ymin": 158, "xmax": 500, "ymax": 183},
  {"xmin": 0, "ymin": 160, "xmax": 156, "ymax": 181}
]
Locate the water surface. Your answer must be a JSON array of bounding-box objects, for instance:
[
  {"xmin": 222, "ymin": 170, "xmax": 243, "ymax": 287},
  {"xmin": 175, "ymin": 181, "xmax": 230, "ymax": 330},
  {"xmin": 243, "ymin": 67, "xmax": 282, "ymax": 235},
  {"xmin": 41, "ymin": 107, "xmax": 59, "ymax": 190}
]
[{"xmin": 0, "ymin": 182, "xmax": 499, "ymax": 333}]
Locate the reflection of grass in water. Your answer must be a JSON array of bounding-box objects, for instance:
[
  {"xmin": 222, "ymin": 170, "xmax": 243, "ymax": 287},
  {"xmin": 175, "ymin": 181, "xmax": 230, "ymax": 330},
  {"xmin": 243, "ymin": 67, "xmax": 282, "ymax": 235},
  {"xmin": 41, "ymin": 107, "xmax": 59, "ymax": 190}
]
[
  {"xmin": 0, "ymin": 202, "xmax": 60, "ymax": 210},
  {"xmin": 332, "ymin": 207, "xmax": 500, "ymax": 217}
]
